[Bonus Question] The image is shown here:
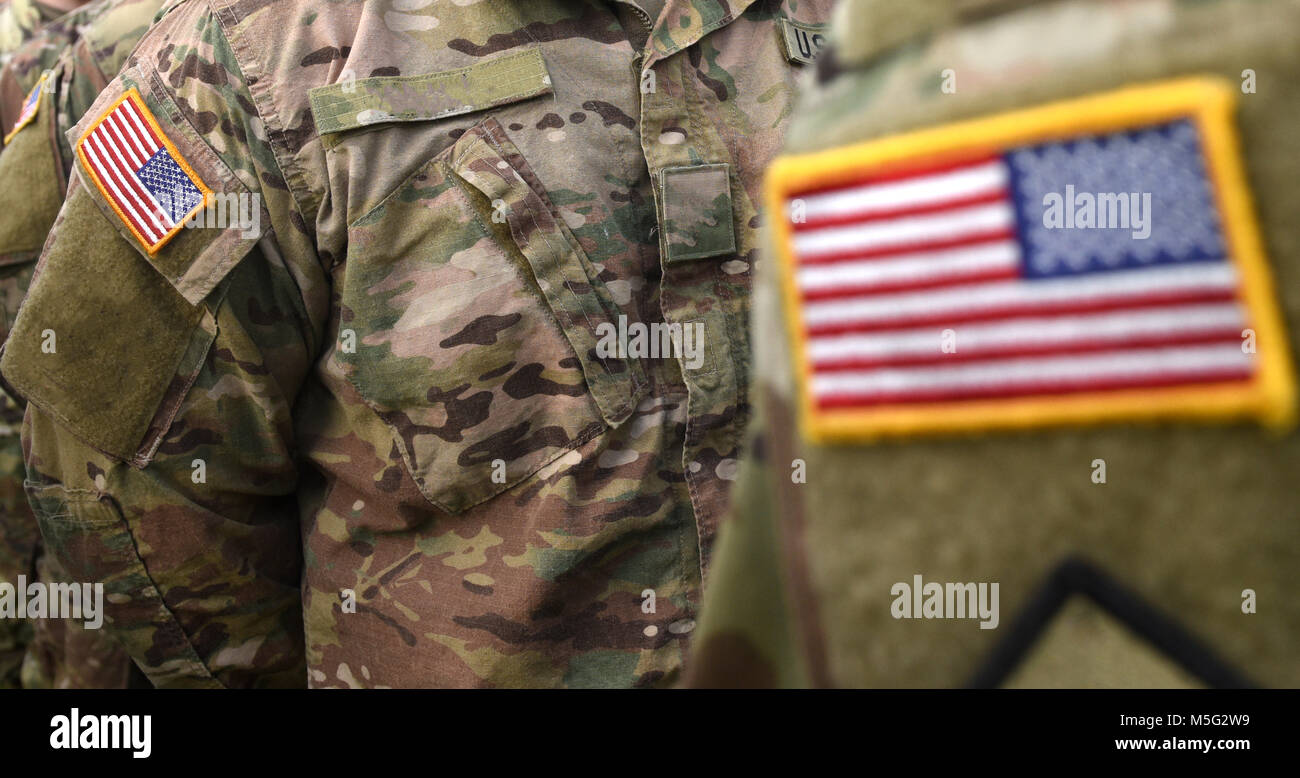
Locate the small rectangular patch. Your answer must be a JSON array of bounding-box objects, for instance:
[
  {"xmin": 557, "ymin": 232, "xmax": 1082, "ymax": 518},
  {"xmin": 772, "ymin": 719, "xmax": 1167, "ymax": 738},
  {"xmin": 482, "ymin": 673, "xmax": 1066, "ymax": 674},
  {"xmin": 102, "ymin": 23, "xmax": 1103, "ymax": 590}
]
[
  {"xmin": 308, "ymin": 47, "xmax": 552, "ymax": 135},
  {"xmin": 767, "ymin": 78, "xmax": 1296, "ymax": 442},
  {"xmin": 779, "ymin": 19, "xmax": 828, "ymax": 65},
  {"xmin": 660, "ymin": 163, "xmax": 735, "ymax": 262},
  {"xmin": 4, "ymin": 72, "xmax": 46, "ymax": 145},
  {"xmin": 75, "ymin": 87, "xmax": 212, "ymax": 255}
]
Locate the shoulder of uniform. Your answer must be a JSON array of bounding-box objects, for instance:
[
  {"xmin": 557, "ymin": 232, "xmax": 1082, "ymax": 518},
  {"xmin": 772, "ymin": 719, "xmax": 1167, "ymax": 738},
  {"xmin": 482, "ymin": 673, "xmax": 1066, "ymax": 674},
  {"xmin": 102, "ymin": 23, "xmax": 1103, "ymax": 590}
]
[
  {"xmin": 96, "ymin": 0, "xmax": 281, "ymax": 161},
  {"xmin": 162, "ymin": 0, "xmax": 358, "ymax": 211},
  {"xmin": 78, "ymin": 0, "xmax": 166, "ymax": 79},
  {"xmin": 83, "ymin": 0, "xmax": 167, "ymax": 50},
  {"xmin": 63, "ymin": 0, "xmax": 275, "ymax": 231},
  {"xmin": 199, "ymin": 0, "xmax": 358, "ymax": 94},
  {"xmin": 0, "ymin": 11, "xmax": 74, "ymax": 134},
  {"xmin": 128, "ymin": 0, "xmax": 350, "ymax": 143},
  {"xmin": 2, "ymin": 21, "xmax": 62, "ymax": 82},
  {"xmin": 59, "ymin": 0, "xmax": 332, "ymax": 260}
]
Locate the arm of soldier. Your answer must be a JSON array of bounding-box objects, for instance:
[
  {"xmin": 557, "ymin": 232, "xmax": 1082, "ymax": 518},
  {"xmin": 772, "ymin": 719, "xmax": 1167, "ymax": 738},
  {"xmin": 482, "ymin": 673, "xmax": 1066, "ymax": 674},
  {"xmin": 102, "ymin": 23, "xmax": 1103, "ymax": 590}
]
[
  {"xmin": 6, "ymin": 170, "xmax": 315, "ymax": 688},
  {"xmin": 0, "ymin": 0, "xmax": 95, "ymax": 146},
  {"xmin": 0, "ymin": 2, "xmax": 329, "ymax": 686},
  {"xmin": 0, "ymin": 31, "xmax": 133, "ymax": 690},
  {"xmin": 0, "ymin": 10, "xmax": 81, "ymax": 690}
]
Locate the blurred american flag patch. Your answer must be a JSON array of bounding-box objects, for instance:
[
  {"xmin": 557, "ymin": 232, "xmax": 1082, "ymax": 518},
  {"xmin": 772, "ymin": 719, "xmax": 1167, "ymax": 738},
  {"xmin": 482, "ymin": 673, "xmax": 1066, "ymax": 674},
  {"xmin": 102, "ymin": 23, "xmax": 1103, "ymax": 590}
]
[
  {"xmin": 769, "ymin": 80, "xmax": 1295, "ymax": 440},
  {"xmin": 4, "ymin": 73, "xmax": 45, "ymax": 144}
]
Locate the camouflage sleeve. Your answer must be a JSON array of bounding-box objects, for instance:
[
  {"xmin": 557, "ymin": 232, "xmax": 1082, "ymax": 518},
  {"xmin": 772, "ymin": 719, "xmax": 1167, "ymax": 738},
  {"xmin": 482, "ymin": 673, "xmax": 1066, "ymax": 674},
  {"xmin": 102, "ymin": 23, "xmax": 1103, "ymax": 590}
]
[
  {"xmin": 684, "ymin": 416, "xmax": 809, "ymax": 688},
  {"xmin": 0, "ymin": 5, "xmax": 83, "ymax": 689},
  {"xmin": 0, "ymin": 391, "xmax": 35, "ymax": 687},
  {"xmin": 0, "ymin": 0, "xmax": 328, "ymax": 688},
  {"xmin": 0, "ymin": 40, "xmax": 40, "ymax": 136},
  {"xmin": 0, "ymin": 0, "xmax": 101, "ymax": 137}
]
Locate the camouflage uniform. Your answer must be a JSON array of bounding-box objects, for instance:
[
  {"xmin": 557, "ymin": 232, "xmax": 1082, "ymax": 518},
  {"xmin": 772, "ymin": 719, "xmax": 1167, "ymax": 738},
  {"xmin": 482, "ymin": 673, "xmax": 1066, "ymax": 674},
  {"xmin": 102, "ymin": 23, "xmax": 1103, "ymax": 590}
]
[
  {"xmin": 0, "ymin": 0, "xmax": 162, "ymax": 688},
  {"xmin": 688, "ymin": 0, "xmax": 1300, "ymax": 688},
  {"xmin": 0, "ymin": 0, "xmax": 90, "ymax": 690},
  {"xmin": 0, "ymin": 0, "xmax": 65, "ymax": 69},
  {"xmin": 0, "ymin": 2, "xmax": 92, "ymax": 118},
  {"xmin": 0, "ymin": 0, "xmax": 832, "ymax": 688}
]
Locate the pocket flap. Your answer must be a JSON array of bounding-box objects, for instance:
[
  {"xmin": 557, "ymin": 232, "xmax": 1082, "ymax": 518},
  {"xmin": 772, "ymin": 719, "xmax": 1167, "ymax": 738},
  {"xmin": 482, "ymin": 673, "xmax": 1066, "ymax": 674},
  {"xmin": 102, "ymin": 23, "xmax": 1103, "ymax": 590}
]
[
  {"xmin": 308, "ymin": 46, "xmax": 553, "ymax": 135},
  {"xmin": 450, "ymin": 118, "xmax": 647, "ymax": 427},
  {"xmin": 0, "ymin": 177, "xmax": 222, "ymax": 464}
]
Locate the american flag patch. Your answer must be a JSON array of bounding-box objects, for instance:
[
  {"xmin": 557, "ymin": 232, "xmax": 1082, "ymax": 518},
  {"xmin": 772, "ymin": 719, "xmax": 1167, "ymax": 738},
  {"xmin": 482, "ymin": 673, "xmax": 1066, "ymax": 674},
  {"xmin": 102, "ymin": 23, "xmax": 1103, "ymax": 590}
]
[
  {"xmin": 768, "ymin": 79, "xmax": 1295, "ymax": 441},
  {"xmin": 75, "ymin": 88, "xmax": 211, "ymax": 254},
  {"xmin": 4, "ymin": 73, "xmax": 45, "ymax": 144}
]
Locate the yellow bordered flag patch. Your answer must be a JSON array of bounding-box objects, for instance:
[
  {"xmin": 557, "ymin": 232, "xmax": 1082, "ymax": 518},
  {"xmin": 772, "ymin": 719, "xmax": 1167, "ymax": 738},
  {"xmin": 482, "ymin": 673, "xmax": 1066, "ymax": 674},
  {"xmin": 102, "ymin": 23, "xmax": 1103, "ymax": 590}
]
[
  {"xmin": 75, "ymin": 87, "xmax": 212, "ymax": 255},
  {"xmin": 4, "ymin": 71, "xmax": 46, "ymax": 145},
  {"xmin": 766, "ymin": 78, "xmax": 1296, "ymax": 443}
]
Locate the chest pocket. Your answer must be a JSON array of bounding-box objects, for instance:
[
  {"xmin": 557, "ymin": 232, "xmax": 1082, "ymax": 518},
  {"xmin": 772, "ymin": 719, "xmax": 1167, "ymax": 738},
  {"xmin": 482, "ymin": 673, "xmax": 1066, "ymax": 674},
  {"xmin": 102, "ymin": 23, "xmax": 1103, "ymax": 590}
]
[{"xmin": 336, "ymin": 117, "xmax": 647, "ymax": 514}]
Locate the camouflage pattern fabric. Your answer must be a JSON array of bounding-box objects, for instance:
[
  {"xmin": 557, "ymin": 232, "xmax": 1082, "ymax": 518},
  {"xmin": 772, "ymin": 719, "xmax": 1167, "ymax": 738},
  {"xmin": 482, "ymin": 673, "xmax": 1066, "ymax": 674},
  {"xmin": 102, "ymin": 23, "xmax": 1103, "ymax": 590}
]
[
  {"xmin": 1, "ymin": 0, "xmax": 832, "ymax": 688},
  {"xmin": 0, "ymin": 398, "xmax": 32, "ymax": 687},
  {"xmin": 688, "ymin": 0, "xmax": 1300, "ymax": 688},
  {"xmin": 0, "ymin": 0, "xmax": 91, "ymax": 690},
  {"xmin": 0, "ymin": 0, "xmax": 163, "ymax": 688},
  {"xmin": 0, "ymin": 0, "xmax": 101, "ymax": 129},
  {"xmin": 0, "ymin": 0, "xmax": 64, "ymax": 70}
]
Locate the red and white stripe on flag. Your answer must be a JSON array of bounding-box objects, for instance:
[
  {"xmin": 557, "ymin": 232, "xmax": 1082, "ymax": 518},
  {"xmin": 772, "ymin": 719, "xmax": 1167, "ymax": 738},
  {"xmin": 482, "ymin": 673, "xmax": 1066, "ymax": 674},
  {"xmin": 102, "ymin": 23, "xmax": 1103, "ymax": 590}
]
[
  {"xmin": 766, "ymin": 78, "xmax": 1295, "ymax": 442},
  {"xmin": 75, "ymin": 87, "xmax": 212, "ymax": 255}
]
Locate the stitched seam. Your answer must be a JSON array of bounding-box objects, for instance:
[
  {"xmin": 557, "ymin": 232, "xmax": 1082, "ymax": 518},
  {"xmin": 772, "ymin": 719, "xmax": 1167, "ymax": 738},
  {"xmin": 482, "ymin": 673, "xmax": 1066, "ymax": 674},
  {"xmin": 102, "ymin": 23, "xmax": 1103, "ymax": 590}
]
[{"xmin": 210, "ymin": 0, "xmax": 316, "ymax": 235}]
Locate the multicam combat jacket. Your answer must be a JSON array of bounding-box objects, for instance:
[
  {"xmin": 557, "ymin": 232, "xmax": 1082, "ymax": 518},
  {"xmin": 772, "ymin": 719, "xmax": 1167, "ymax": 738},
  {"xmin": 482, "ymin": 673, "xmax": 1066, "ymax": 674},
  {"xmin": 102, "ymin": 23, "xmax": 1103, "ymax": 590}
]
[{"xmin": 2, "ymin": 0, "xmax": 832, "ymax": 688}]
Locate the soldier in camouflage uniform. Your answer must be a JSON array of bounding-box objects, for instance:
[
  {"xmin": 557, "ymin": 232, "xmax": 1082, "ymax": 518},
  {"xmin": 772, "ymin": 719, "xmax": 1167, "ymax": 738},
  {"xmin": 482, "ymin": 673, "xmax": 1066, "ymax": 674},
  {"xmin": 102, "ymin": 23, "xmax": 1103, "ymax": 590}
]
[
  {"xmin": 0, "ymin": 0, "xmax": 93, "ymax": 690},
  {"xmin": 0, "ymin": 0, "xmax": 77, "ymax": 69},
  {"xmin": 688, "ymin": 0, "xmax": 1300, "ymax": 688},
  {"xmin": 0, "ymin": 0, "xmax": 163, "ymax": 688},
  {"xmin": 0, "ymin": 0, "xmax": 95, "ymax": 116},
  {"xmin": 0, "ymin": 0, "xmax": 832, "ymax": 688}
]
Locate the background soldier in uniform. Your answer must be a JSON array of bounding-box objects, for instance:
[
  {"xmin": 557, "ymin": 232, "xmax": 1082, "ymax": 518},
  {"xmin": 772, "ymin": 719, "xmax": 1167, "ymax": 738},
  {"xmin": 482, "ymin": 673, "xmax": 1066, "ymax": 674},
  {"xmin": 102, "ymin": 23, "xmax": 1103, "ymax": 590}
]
[
  {"xmin": 689, "ymin": 0, "xmax": 1300, "ymax": 688},
  {"xmin": 0, "ymin": 0, "xmax": 94, "ymax": 690},
  {"xmin": 1, "ymin": 0, "xmax": 832, "ymax": 688},
  {"xmin": 0, "ymin": 0, "xmax": 81, "ymax": 68},
  {"xmin": 0, "ymin": 0, "xmax": 163, "ymax": 688}
]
